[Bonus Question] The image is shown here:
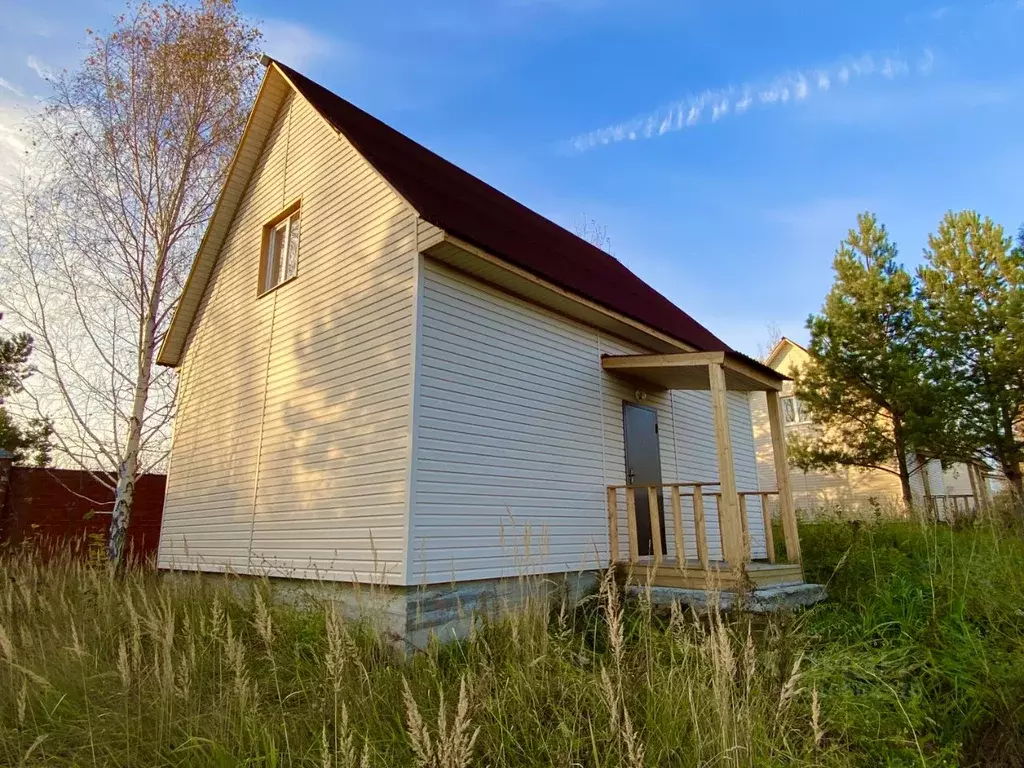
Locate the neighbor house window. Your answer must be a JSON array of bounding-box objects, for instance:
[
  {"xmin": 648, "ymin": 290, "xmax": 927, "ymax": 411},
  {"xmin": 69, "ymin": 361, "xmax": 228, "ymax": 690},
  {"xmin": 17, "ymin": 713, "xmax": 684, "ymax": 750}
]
[
  {"xmin": 260, "ymin": 202, "xmax": 301, "ymax": 293},
  {"xmin": 781, "ymin": 396, "xmax": 811, "ymax": 425}
]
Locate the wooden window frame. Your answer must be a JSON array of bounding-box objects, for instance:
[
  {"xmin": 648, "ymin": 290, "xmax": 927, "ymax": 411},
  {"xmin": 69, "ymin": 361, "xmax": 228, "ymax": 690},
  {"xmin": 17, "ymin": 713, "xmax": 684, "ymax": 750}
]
[
  {"xmin": 780, "ymin": 395, "xmax": 811, "ymax": 426},
  {"xmin": 257, "ymin": 199, "xmax": 302, "ymax": 297}
]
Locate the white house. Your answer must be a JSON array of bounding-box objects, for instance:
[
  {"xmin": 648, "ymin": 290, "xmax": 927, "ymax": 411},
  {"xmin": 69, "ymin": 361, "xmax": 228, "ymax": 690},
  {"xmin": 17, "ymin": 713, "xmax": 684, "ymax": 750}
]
[{"xmin": 156, "ymin": 58, "xmax": 814, "ymax": 642}]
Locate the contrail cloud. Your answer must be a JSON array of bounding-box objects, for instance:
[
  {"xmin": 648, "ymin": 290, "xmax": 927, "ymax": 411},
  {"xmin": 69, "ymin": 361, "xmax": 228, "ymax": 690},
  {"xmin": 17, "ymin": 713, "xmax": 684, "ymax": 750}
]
[{"xmin": 567, "ymin": 49, "xmax": 934, "ymax": 153}]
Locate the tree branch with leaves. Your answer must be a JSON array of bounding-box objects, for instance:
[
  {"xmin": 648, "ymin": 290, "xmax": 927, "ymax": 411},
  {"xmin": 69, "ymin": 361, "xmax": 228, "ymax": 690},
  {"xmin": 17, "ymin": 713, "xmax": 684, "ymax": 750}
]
[
  {"xmin": 0, "ymin": 314, "xmax": 53, "ymax": 465},
  {"xmin": 917, "ymin": 211, "xmax": 1024, "ymax": 512},
  {"xmin": 789, "ymin": 213, "xmax": 938, "ymax": 505},
  {"xmin": 0, "ymin": 0, "xmax": 261, "ymax": 562}
]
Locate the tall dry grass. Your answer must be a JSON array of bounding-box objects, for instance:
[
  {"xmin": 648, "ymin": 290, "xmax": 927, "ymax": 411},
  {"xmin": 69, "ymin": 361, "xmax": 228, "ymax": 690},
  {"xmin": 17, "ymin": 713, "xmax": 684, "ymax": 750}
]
[
  {"xmin": 2, "ymin": 515, "xmax": 1023, "ymax": 766},
  {"xmin": 0, "ymin": 548, "xmax": 831, "ymax": 767}
]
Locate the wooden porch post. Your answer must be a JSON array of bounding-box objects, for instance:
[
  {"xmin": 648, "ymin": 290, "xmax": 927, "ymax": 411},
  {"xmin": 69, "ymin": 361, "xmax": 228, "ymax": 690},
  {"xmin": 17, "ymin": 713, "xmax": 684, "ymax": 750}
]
[
  {"xmin": 708, "ymin": 363, "xmax": 745, "ymax": 569},
  {"xmin": 919, "ymin": 455, "xmax": 936, "ymax": 521},
  {"xmin": 765, "ymin": 390, "xmax": 801, "ymax": 563},
  {"xmin": 971, "ymin": 463, "xmax": 992, "ymax": 513},
  {"xmin": 606, "ymin": 487, "xmax": 620, "ymax": 564},
  {"xmin": 967, "ymin": 464, "xmax": 980, "ymax": 514}
]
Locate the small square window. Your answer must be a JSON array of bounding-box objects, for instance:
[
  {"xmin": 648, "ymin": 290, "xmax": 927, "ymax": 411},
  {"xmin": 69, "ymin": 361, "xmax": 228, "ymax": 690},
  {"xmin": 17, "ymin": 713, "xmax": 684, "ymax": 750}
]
[
  {"xmin": 260, "ymin": 203, "xmax": 301, "ymax": 294},
  {"xmin": 782, "ymin": 396, "xmax": 811, "ymax": 425}
]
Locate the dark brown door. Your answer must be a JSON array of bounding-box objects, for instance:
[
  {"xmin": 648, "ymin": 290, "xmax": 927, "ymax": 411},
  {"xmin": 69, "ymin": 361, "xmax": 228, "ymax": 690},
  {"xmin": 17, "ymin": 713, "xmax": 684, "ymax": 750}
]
[{"xmin": 622, "ymin": 402, "xmax": 666, "ymax": 557}]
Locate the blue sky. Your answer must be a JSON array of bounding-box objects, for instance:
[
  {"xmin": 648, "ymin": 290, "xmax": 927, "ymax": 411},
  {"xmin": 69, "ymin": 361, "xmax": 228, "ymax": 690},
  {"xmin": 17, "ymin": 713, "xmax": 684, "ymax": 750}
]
[{"xmin": 2, "ymin": 1, "xmax": 1023, "ymax": 356}]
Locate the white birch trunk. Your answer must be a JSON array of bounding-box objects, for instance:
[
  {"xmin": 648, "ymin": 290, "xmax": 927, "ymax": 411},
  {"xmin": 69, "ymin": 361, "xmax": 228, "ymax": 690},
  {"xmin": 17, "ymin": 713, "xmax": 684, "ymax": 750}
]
[{"xmin": 108, "ymin": 256, "xmax": 163, "ymax": 564}]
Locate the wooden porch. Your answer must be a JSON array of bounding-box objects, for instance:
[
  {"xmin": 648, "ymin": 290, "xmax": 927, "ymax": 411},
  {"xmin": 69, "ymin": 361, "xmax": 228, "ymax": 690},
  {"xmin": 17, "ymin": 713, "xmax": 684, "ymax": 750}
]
[
  {"xmin": 606, "ymin": 483, "xmax": 803, "ymax": 589},
  {"xmin": 926, "ymin": 493, "xmax": 981, "ymax": 521},
  {"xmin": 602, "ymin": 351, "xmax": 805, "ymax": 591}
]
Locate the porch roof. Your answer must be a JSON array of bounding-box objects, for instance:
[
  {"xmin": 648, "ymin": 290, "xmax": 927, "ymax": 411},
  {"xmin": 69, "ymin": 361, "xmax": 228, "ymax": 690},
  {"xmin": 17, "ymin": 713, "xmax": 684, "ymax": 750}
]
[{"xmin": 601, "ymin": 351, "xmax": 786, "ymax": 392}]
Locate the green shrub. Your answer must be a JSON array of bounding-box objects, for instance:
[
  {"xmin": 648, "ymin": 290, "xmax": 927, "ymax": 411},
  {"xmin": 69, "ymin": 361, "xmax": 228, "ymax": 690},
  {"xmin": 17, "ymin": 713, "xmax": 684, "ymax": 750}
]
[{"xmin": 801, "ymin": 518, "xmax": 1024, "ymax": 766}]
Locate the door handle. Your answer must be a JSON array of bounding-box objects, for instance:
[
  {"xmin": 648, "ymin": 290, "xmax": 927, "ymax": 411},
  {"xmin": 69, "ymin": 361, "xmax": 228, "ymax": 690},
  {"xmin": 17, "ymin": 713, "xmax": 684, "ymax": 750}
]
[{"xmin": 627, "ymin": 469, "xmax": 636, "ymax": 484}]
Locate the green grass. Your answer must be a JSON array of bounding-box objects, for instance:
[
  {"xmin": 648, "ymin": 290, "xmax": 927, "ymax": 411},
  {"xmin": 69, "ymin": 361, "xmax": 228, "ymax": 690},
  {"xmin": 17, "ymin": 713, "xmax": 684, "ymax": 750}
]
[{"xmin": 1, "ymin": 518, "xmax": 1023, "ymax": 767}]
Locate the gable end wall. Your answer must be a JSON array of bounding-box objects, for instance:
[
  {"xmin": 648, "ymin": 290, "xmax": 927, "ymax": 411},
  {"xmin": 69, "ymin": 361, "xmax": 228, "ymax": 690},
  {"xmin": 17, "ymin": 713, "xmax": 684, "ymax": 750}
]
[{"xmin": 158, "ymin": 88, "xmax": 418, "ymax": 584}]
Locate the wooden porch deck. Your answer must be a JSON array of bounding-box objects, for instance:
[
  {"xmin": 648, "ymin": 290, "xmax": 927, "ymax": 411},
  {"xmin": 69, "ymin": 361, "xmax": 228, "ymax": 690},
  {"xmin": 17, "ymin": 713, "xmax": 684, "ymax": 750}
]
[{"xmin": 619, "ymin": 558, "xmax": 804, "ymax": 590}]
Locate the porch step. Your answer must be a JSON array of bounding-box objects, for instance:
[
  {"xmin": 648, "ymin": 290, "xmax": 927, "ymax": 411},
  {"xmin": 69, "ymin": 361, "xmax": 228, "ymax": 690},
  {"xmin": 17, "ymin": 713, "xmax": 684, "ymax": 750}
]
[{"xmin": 627, "ymin": 582, "xmax": 827, "ymax": 613}]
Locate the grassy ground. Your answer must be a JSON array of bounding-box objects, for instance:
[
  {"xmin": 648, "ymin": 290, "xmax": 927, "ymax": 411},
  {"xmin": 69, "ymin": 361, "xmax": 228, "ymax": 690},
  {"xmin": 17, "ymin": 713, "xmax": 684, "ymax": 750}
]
[{"xmin": 1, "ymin": 518, "xmax": 1023, "ymax": 767}]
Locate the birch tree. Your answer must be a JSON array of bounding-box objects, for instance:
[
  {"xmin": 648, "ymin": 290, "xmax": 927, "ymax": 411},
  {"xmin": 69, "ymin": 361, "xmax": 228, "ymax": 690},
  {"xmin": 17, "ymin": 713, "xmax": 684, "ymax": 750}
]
[{"xmin": 0, "ymin": 0, "xmax": 261, "ymax": 563}]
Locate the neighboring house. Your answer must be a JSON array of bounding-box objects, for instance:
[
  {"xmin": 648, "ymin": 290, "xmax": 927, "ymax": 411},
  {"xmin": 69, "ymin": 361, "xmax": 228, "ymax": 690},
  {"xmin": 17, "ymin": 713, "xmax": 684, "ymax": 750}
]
[
  {"xmin": 750, "ymin": 338, "xmax": 987, "ymax": 517},
  {"xmin": 156, "ymin": 58, "xmax": 815, "ymax": 644}
]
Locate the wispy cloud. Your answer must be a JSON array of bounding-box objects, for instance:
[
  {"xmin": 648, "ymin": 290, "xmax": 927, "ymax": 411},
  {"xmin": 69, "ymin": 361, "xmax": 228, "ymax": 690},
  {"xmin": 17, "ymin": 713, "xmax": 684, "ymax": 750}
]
[
  {"xmin": 25, "ymin": 55, "xmax": 53, "ymax": 81},
  {"xmin": 261, "ymin": 20, "xmax": 340, "ymax": 70},
  {"xmin": 567, "ymin": 49, "xmax": 936, "ymax": 153},
  {"xmin": 0, "ymin": 103, "xmax": 32, "ymax": 182},
  {"xmin": 0, "ymin": 78, "xmax": 23, "ymax": 97}
]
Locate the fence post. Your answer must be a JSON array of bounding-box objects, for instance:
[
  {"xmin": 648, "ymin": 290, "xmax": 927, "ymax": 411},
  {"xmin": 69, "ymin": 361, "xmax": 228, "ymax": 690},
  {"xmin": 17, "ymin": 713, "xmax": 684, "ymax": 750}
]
[{"xmin": 0, "ymin": 449, "xmax": 13, "ymax": 542}]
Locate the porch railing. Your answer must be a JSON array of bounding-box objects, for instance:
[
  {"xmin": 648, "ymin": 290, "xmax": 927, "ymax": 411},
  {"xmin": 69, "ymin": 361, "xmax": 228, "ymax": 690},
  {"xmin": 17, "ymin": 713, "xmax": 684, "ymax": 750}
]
[
  {"xmin": 925, "ymin": 493, "xmax": 979, "ymax": 521},
  {"xmin": 605, "ymin": 482, "xmax": 801, "ymax": 570}
]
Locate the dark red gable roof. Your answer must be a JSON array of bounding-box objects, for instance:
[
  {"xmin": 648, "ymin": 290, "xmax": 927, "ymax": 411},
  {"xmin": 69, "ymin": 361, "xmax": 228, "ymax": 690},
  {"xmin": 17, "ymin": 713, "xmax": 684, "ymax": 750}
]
[{"xmin": 274, "ymin": 60, "xmax": 732, "ymax": 354}]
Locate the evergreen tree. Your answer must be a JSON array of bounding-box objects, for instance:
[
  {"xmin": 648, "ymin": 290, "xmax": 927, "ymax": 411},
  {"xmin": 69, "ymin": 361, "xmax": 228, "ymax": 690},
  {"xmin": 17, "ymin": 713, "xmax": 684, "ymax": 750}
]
[
  {"xmin": 0, "ymin": 316, "xmax": 53, "ymax": 465},
  {"xmin": 918, "ymin": 211, "xmax": 1024, "ymax": 511},
  {"xmin": 789, "ymin": 213, "xmax": 934, "ymax": 505}
]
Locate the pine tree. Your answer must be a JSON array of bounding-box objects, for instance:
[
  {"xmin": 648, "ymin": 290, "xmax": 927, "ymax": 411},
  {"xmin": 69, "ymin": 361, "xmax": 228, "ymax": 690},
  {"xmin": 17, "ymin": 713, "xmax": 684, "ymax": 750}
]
[
  {"xmin": 0, "ymin": 316, "xmax": 53, "ymax": 465},
  {"xmin": 918, "ymin": 211, "xmax": 1024, "ymax": 511},
  {"xmin": 789, "ymin": 213, "xmax": 935, "ymax": 505}
]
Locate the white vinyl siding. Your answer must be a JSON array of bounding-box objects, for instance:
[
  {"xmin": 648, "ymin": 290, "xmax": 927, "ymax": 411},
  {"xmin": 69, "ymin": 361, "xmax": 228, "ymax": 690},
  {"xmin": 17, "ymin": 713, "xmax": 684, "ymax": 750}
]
[
  {"xmin": 159, "ymin": 89, "xmax": 417, "ymax": 583},
  {"xmin": 925, "ymin": 458, "xmax": 946, "ymax": 497},
  {"xmin": 409, "ymin": 261, "xmax": 765, "ymax": 584},
  {"xmin": 943, "ymin": 463, "xmax": 975, "ymax": 496}
]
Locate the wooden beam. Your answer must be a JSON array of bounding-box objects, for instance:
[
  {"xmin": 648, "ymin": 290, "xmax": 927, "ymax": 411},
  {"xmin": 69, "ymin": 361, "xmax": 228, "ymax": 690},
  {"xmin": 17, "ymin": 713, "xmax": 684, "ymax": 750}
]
[
  {"xmin": 625, "ymin": 489, "xmax": 639, "ymax": 563},
  {"xmin": 765, "ymin": 390, "xmax": 801, "ymax": 564},
  {"xmin": 647, "ymin": 486, "xmax": 663, "ymax": 566},
  {"xmin": 601, "ymin": 352, "xmax": 784, "ymax": 392},
  {"xmin": 760, "ymin": 492, "xmax": 776, "ymax": 563},
  {"xmin": 671, "ymin": 486, "xmax": 685, "ymax": 566},
  {"xmin": 967, "ymin": 465, "xmax": 981, "ymax": 512},
  {"xmin": 721, "ymin": 354, "xmax": 785, "ymax": 392},
  {"xmin": 738, "ymin": 494, "xmax": 751, "ymax": 561},
  {"xmin": 709, "ymin": 362, "xmax": 745, "ymax": 569},
  {"xmin": 693, "ymin": 486, "xmax": 709, "ymax": 568},
  {"xmin": 606, "ymin": 487, "xmax": 620, "ymax": 564},
  {"xmin": 971, "ymin": 464, "xmax": 992, "ymax": 513},
  {"xmin": 626, "ymin": 563, "xmax": 803, "ymax": 590},
  {"xmin": 602, "ymin": 352, "xmax": 726, "ymax": 370},
  {"xmin": 919, "ymin": 454, "xmax": 935, "ymax": 520}
]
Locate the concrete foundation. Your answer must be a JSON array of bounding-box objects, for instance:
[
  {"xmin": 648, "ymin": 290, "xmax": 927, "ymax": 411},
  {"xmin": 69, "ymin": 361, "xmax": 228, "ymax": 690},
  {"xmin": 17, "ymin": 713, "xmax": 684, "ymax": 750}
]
[
  {"xmin": 402, "ymin": 572, "xmax": 599, "ymax": 648},
  {"xmin": 164, "ymin": 569, "xmax": 601, "ymax": 652},
  {"xmin": 628, "ymin": 582, "xmax": 827, "ymax": 613},
  {"xmin": 165, "ymin": 568, "xmax": 824, "ymax": 651}
]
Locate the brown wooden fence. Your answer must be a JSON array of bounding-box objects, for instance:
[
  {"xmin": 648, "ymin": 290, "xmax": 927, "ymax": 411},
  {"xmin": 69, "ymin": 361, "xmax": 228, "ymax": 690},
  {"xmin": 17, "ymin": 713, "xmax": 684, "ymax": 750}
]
[{"xmin": 0, "ymin": 454, "xmax": 166, "ymax": 562}]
